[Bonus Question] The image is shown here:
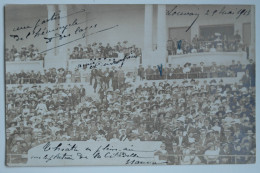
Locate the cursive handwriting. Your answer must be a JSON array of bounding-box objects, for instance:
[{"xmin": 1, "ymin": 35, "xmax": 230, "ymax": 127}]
[
  {"xmin": 29, "ymin": 141, "xmax": 163, "ymax": 165},
  {"xmin": 12, "ymin": 9, "xmax": 86, "ymax": 32},
  {"xmin": 13, "ymin": 25, "xmax": 32, "ymax": 32},
  {"xmin": 77, "ymin": 53, "xmax": 137, "ymax": 69},
  {"xmin": 32, "ymin": 18, "xmax": 80, "ymax": 38},
  {"xmin": 39, "ymin": 24, "xmax": 119, "ymax": 54},
  {"xmin": 43, "ymin": 153, "xmax": 74, "ymax": 163},
  {"xmin": 166, "ymin": 5, "xmax": 251, "ymax": 32},
  {"xmin": 43, "ymin": 142, "xmax": 78, "ymax": 152},
  {"xmin": 77, "ymin": 153, "xmax": 89, "ymax": 159},
  {"xmin": 8, "ymin": 9, "xmax": 101, "ymax": 53},
  {"xmin": 10, "ymin": 15, "xmax": 97, "ymax": 42},
  {"xmin": 125, "ymin": 159, "xmax": 168, "ymax": 165},
  {"xmin": 104, "ymin": 151, "xmax": 139, "ymax": 158},
  {"xmin": 92, "ymin": 144, "xmax": 151, "ymax": 159},
  {"xmin": 204, "ymin": 6, "xmax": 251, "ymax": 19},
  {"xmin": 166, "ymin": 5, "xmax": 200, "ymax": 32}
]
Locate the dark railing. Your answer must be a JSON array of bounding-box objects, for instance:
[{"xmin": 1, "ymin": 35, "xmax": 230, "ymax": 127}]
[
  {"xmin": 69, "ymin": 49, "xmax": 142, "ymax": 60},
  {"xmin": 143, "ymin": 71, "xmax": 237, "ymax": 80},
  {"xmin": 5, "ymin": 70, "xmax": 239, "ymax": 85},
  {"xmin": 167, "ymin": 40, "xmax": 247, "ymax": 56},
  {"xmin": 5, "ymin": 57, "xmax": 45, "ymax": 62},
  {"xmin": 5, "ymin": 77, "xmax": 67, "ymax": 84}
]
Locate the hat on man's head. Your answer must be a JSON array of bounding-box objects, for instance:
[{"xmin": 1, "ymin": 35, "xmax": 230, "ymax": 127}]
[{"xmin": 184, "ymin": 62, "xmax": 191, "ymax": 67}]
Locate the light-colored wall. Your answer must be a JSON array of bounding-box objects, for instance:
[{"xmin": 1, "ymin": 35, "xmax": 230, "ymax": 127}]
[
  {"xmin": 75, "ymin": 5, "xmax": 145, "ymax": 49},
  {"xmin": 5, "ymin": 5, "xmax": 48, "ymax": 51}
]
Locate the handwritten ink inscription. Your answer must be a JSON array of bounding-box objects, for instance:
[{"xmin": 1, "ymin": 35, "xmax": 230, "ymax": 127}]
[
  {"xmin": 8, "ymin": 9, "xmax": 119, "ymax": 54},
  {"xmin": 27, "ymin": 141, "xmax": 167, "ymax": 166},
  {"xmin": 166, "ymin": 5, "xmax": 251, "ymax": 32},
  {"xmin": 77, "ymin": 54, "xmax": 138, "ymax": 69}
]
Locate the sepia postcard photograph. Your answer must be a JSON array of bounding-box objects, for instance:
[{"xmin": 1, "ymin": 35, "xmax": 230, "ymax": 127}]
[{"xmin": 4, "ymin": 3, "xmax": 256, "ymax": 167}]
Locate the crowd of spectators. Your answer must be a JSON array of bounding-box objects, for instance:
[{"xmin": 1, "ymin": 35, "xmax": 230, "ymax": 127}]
[
  {"xmin": 5, "ymin": 41, "xmax": 141, "ymax": 62},
  {"xmin": 5, "ymin": 67, "xmax": 127, "ymax": 93},
  {"xmin": 6, "ymin": 68, "xmax": 69, "ymax": 85},
  {"xmin": 69, "ymin": 41, "xmax": 142, "ymax": 59},
  {"xmin": 5, "ymin": 40, "xmax": 256, "ymax": 164},
  {"xmin": 137, "ymin": 59, "xmax": 254, "ymax": 82},
  {"xmin": 167, "ymin": 31, "xmax": 247, "ymax": 56},
  {"xmin": 5, "ymin": 45, "xmax": 45, "ymax": 62},
  {"xmin": 6, "ymin": 59, "xmax": 254, "ymax": 87},
  {"xmin": 6, "ymin": 72, "xmax": 255, "ymax": 164}
]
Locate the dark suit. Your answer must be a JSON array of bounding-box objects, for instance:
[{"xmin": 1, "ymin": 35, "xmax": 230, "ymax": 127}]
[
  {"xmin": 168, "ymin": 146, "xmax": 183, "ymax": 165},
  {"xmin": 174, "ymin": 136, "xmax": 187, "ymax": 147},
  {"xmin": 79, "ymin": 87, "xmax": 86, "ymax": 101}
]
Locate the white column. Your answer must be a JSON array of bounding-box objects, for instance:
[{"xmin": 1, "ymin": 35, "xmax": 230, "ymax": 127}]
[
  {"xmin": 234, "ymin": 22, "xmax": 243, "ymax": 40},
  {"xmin": 46, "ymin": 5, "xmax": 56, "ymax": 58},
  {"xmin": 144, "ymin": 5, "xmax": 153, "ymax": 53},
  {"xmin": 191, "ymin": 22, "xmax": 199, "ymax": 40},
  {"xmin": 250, "ymin": 5, "xmax": 255, "ymax": 59},
  {"xmin": 157, "ymin": 4, "xmax": 167, "ymax": 62},
  {"xmin": 58, "ymin": 4, "xmax": 68, "ymax": 64}
]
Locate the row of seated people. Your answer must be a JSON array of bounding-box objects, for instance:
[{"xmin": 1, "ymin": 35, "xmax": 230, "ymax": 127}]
[
  {"xmin": 167, "ymin": 31, "xmax": 247, "ymax": 55},
  {"xmin": 5, "ymin": 67, "xmax": 126, "ymax": 87},
  {"xmin": 70, "ymin": 41, "xmax": 142, "ymax": 59},
  {"xmin": 5, "ymin": 78, "xmax": 255, "ymax": 164},
  {"xmin": 5, "ymin": 44, "xmax": 45, "ymax": 62},
  {"xmin": 5, "ymin": 59, "xmax": 255, "ymax": 85},
  {"xmin": 138, "ymin": 59, "xmax": 254, "ymax": 80}
]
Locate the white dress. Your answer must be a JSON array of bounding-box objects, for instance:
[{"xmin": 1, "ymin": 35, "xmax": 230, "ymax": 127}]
[{"xmin": 66, "ymin": 73, "xmax": 72, "ymax": 83}]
